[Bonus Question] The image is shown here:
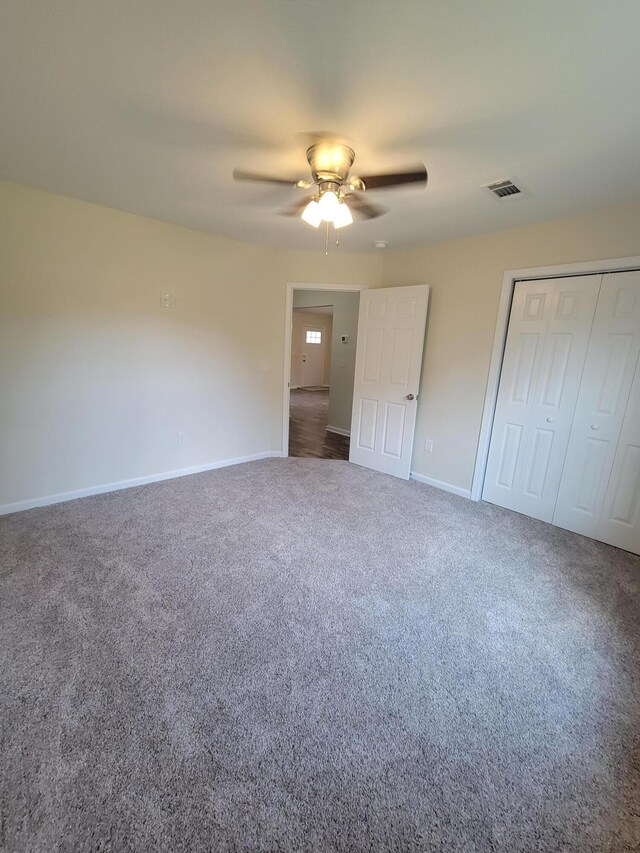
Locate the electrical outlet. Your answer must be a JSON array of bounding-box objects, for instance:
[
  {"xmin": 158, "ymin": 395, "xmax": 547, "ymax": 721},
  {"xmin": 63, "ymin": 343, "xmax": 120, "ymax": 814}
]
[
  {"xmin": 424, "ymin": 439, "xmax": 433, "ymax": 452},
  {"xmin": 177, "ymin": 431, "xmax": 186, "ymax": 444},
  {"xmin": 162, "ymin": 293, "xmax": 171, "ymax": 308}
]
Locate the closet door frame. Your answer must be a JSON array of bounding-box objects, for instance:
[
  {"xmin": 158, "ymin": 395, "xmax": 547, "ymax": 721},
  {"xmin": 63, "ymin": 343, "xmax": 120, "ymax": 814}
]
[{"xmin": 471, "ymin": 255, "xmax": 640, "ymax": 502}]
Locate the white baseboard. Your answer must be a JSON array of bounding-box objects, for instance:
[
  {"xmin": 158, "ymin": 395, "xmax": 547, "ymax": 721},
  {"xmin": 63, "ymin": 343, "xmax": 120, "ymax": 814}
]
[
  {"xmin": 326, "ymin": 425, "xmax": 350, "ymax": 437},
  {"xmin": 409, "ymin": 471, "xmax": 471, "ymax": 500},
  {"xmin": 0, "ymin": 451, "xmax": 284, "ymax": 516}
]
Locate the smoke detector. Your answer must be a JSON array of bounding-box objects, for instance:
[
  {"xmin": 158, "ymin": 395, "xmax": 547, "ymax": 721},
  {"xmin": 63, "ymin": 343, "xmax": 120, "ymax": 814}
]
[
  {"xmin": 483, "ymin": 179, "xmax": 523, "ymax": 200},
  {"xmin": 374, "ymin": 240, "xmax": 388, "ymax": 249}
]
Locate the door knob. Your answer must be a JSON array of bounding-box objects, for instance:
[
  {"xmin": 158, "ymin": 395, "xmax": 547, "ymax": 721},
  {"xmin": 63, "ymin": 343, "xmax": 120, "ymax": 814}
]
[
  {"xmin": 590, "ymin": 424, "xmax": 599, "ymax": 431},
  {"xmin": 405, "ymin": 393, "xmax": 415, "ymax": 401},
  {"xmin": 546, "ymin": 417, "xmax": 554, "ymax": 423}
]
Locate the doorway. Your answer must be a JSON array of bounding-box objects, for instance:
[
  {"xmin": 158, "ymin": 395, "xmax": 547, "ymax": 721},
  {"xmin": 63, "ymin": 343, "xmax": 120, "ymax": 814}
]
[
  {"xmin": 283, "ymin": 282, "xmax": 431, "ymax": 477},
  {"xmin": 290, "ymin": 305, "xmax": 346, "ymax": 458},
  {"xmin": 284, "ymin": 285, "xmax": 363, "ymax": 460},
  {"xmin": 293, "ymin": 308, "xmax": 332, "ymax": 390}
]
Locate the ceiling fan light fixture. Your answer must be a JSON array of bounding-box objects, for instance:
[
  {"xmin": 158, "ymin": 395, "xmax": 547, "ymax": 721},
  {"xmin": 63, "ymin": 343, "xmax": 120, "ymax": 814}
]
[
  {"xmin": 332, "ymin": 201, "xmax": 353, "ymax": 229},
  {"xmin": 301, "ymin": 199, "xmax": 322, "ymax": 228},
  {"xmin": 317, "ymin": 190, "xmax": 341, "ymax": 221}
]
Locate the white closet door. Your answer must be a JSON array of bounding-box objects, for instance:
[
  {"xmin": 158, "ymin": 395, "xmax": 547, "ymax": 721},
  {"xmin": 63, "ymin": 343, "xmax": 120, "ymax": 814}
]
[
  {"xmin": 553, "ymin": 270, "xmax": 640, "ymax": 541},
  {"xmin": 483, "ymin": 275, "xmax": 601, "ymax": 521},
  {"xmin": 597, "ymin": 353, "xmax": 640, "ymax": 552}
]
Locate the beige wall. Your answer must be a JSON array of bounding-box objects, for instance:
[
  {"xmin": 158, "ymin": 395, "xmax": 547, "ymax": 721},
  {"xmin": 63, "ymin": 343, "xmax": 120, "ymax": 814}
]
[
  {"xmin": 0, "ymin": 181, "xmax": 381, "ymax": 509},
  {"xmin": 4, "ymin": 177, "xmax": 640, "ymax": 509},
  {"xmin": 381, "ymin": 202, "xmax": 640, "ymax": 493},
  {"xmin": 282, "ymin": 248, "xmax": 383, "ymax": 290},
  {"xmin": 291, "ymin": 310, "xmax": 333, "ymax": 387}
]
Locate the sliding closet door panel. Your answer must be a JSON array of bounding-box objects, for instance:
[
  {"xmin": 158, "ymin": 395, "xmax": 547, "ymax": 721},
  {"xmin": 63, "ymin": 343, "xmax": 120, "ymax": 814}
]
[
  {"xmin": 483, "ymin": 275, "xmax": 601, "ymax": 521},
  {"xmin": 553, "ymin": 270, "xmax": 640, "ymax": 540}
]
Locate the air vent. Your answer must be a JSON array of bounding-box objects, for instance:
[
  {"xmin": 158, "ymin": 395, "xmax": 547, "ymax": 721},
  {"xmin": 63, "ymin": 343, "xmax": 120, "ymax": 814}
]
[{"xmin": 484, "ymin": 179, "xmax": 522, "ymax": 199}]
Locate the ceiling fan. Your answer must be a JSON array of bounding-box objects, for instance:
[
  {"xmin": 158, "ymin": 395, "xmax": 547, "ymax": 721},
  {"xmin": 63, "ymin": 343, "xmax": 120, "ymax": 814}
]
[{"xmin": 233, "ymin": 141, "xmax": 427, "ymax": 230}]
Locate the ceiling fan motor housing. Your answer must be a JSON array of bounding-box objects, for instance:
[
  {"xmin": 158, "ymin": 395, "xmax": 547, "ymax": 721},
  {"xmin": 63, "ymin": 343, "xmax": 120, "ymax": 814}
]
[{"xmin": 307, "ymin": 143, "xmax": 355, "ymax": 191}]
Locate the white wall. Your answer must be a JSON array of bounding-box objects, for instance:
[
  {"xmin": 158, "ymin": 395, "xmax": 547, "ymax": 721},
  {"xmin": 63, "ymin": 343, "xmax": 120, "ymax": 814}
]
[
  {"xmin": 381, "ymin": 201, "xmax": 640, "ymax": 494},
  {"xmin": 292, "ymin": 290, "xmax": 360, "ymax": 433},
  {"xmin": 0, "ymin": 180, "xmax": 382, "ymax": 509},
  {"xmin": 290, "ymin": 310, "xmax": 333, "ymax": 387}
]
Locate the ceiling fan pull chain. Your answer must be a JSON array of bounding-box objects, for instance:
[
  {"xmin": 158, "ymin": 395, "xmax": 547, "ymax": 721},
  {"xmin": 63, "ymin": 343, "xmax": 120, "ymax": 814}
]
[
  {"xmin": 325, "ymin": 221, "xmax": 329, "ymax": 257},
  {"xmin": 335, "ymin": 228, "xmax": 340, "ymax": 248}
]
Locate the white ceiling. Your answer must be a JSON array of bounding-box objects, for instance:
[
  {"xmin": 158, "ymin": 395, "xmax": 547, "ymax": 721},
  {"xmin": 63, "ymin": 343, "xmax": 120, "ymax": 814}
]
[{"xmin": 1, "ymin": 1, "xmax": 639, "ymax": 251}]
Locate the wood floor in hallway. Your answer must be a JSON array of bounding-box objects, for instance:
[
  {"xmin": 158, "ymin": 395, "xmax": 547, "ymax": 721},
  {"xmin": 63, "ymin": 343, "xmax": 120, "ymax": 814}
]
[{"xmin": 288, "ymin": 388, "xmax": 350, "ymax": 460}]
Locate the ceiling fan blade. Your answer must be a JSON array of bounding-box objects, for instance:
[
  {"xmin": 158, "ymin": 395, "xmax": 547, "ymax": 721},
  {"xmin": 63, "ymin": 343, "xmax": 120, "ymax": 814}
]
[
  {"xmin": 279, "ymin": 197, "xmax": 313, "ymax": 217},
  {"xmin": 354, "ymin": 165, "xmax": 428, "ymax": 191},
  {"xmin": 344, "ymin": 195, "xmax": 387, "ymax": 220},
  {"xmin": 233, "ymin": 168, "xmax": 304, "ymax": 187}
]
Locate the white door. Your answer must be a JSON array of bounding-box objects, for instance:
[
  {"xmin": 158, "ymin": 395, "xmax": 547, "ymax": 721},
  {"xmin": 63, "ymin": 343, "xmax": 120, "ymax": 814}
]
[
  {"xmin": 553, "ymin": 270, "xmax": 640, "ymax": 542},
  {"xmin": 483, "ymin": 276, "xmax": 602, "ymax": 521},
  {"xmin": 349, "ymin": 285, "xmax": 430, "ymax": 479},
  {"xmin": 299, "ymin": 326, "xmax": 325, "ymax": 387},
  {"xmin": 597, "ymin": 352, "xmax": 640, "ymax": 552}
]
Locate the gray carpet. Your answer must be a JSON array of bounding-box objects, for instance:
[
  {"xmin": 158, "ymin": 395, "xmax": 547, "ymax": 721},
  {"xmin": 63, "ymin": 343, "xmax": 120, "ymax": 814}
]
[{"xmin": 1, "ymin": 458, "xmax": 639, "ymax": 852}]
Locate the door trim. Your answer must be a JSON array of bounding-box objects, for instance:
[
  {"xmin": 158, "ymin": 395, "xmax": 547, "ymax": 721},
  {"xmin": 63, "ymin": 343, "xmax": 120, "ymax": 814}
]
[
  {"xmin": 282, "ymin": 282, "xmax": 369, "ymax": 457},
  {"xmin": 471, "ymin": 255, "xmax": 640, "ymax": 501}
]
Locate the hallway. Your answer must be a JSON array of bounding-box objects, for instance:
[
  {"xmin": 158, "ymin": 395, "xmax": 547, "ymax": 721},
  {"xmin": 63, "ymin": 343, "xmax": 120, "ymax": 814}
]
[{"xmin": 288, "ymin": 389, "xmax": 350, "ymax": 460}]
